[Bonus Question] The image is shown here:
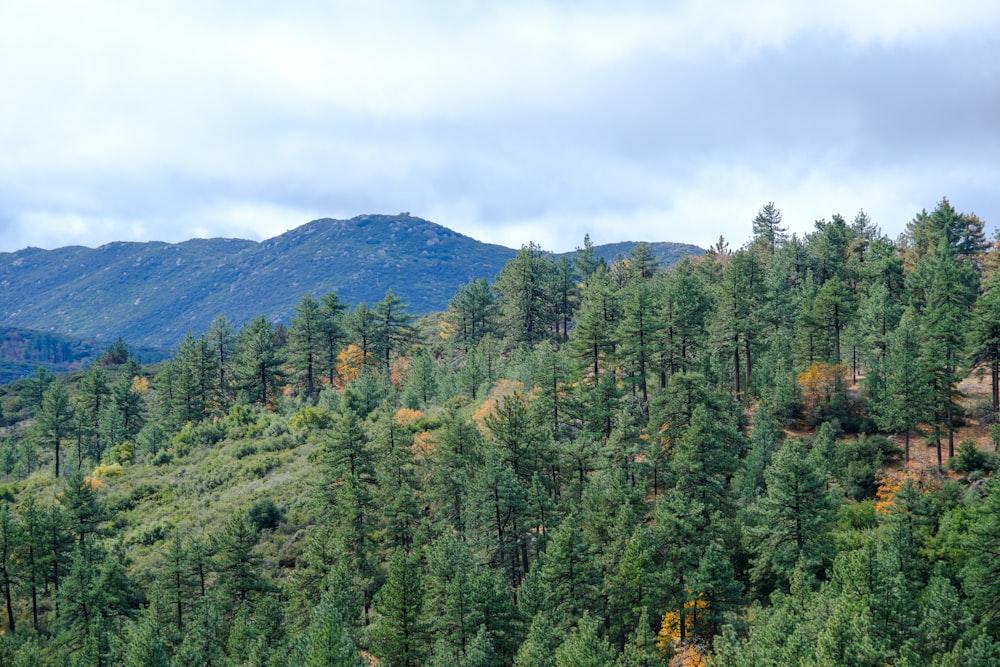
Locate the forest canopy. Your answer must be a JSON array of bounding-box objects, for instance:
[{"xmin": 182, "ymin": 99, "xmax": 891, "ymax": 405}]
[{"xmin": 0, "ymin": 197, "xmax": 998, "ymax": 665}]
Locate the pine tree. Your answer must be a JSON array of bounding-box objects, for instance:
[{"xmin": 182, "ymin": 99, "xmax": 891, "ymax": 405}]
[
  {"xmin": 495, "ymin": 242, "xmax": 559, "ymax": 346},
  {"xmin": 234, "ymin": 315, "xmax": 284, "ymax": 408},
  {"xmin": 659, "ymin": 257, "xmax": 711, "ymax": 382},
  {"xmin": 750, "ymin": 439, "xmax": 836, "ymax": 596},
  {"xmin": 34, "ymin": 380, "xmax": 73, "ymax": 478},
  {"xmin": 917, "ymin": 239, "xmax": 977, "ymax": 466},
  {"xmin": 446, "ymin": 279, "xmax": 497, "ymax": 352},
  {"xmin": 373, "ymin": 289, "xmax": 417, "ymax": 371},
  {"xmin": 370, "ymin": 550, "xmax": 427, "ymax": 667},
  {"xmin": 537, "ymin": 513, "xmax": 601, "ymax": 630},
  {"xmin": 318, "ymin": 292, "xmax": 348, "ymax": 388},
  {"xmin": 294, "ymin": 590, "xmax": 366, "ymax": 667},
  {"xmin": 751, "ymin": 201, "xmax": 787, "ymax": 255},
  {"xmin": 121, "ymin": 607, "xmax": 169, "ymax": 667},
  {"xmin": 207, "ymin": 314, "xmax": 236, "ymax": 410},
  {"xmin": 968, "ymin": 268, "xmax": 1000, "ymax": 415},
  {"xmin": 553, "ymin": 613, "xmax": 617, "ymax": 667},
  {"xmin": 571, "ymin": 266, "xmax": 619, "ymax": 385},
  {"xmin": 812, "ymin": 275, "xmax": 854, "ymax": 364},
  {"xmin": 618, "ymin": 278, "xmax": 663, "ymax": 410},
  {"xmin": 0, "ymin": 503, "xmax": 17, "ymax": 634},
  {"xmin": 18, "ymin": 495, "xmax": 47, "ymax": 631},
  {"xmin": 113, "ymin": 357, "xmax": 145, "ymax": 443},
  {"xmin": 873, "ymin": 309, "xmax": 927, "ymax": 462},
  {"xmin": 212, "ymin": 510, "xmax": 270, "ymax": 613},
  {"xmin": 289, "ymin": 293, "xmax": 325, "ymax": 400},
  {"xmin": 75, "ymin": 365, "xmax": 110, "ymax": 464}
]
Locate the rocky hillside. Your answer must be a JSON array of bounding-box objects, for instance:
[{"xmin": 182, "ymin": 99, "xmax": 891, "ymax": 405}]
[{"xmin": 0, "ymin": 213, "xmax": 702, "ymax": 350}]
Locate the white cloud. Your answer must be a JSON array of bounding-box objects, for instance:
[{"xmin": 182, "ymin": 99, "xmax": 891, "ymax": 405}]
[{"xmin": 0, "ymin": 1, "xmax": 998, "ymax": 253}]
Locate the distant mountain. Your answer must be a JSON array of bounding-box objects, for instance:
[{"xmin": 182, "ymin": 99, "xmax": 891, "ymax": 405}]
[{"xmin": 0, "ymin": 214, "xmax": 702, "ymax": 351}]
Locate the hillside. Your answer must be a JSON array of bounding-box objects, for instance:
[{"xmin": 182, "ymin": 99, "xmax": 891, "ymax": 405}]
[
  {"xmin": 0, "ymin": 214, "xmax": 702, "ymax": 351},
  {"xmin": 0, "ymin": 198, "xmax": 997, "ymax": 665},
  {"xmin": 0, "ymin": 328, "xmax": 170, "ymax": 385}
]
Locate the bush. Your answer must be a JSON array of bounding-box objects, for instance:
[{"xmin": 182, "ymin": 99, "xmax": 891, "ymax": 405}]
[
  {"xmin": 829, "ymin": 434, "xmax": 900, "ymax": 501},
  {"xmin": 970, "ymin": 397, "xmax": 997, "ymax": 425},
  {"xmin": 93, "ymin": 462, "xmax": 125, "ymax": 478},
  {"xmin": 105, "ymin": 440, "xmax": 135, "ymax": 465},
  {"xmin": 950, "ymin": 440, "xmax": 994, "ymax": 474},
  {"xmin": 151, "ymin": 450, "xmax": 172, "ymax": 466},
  {"xmin": 288, "ymin": 406, "xmax": 333, "ymax": 431},
  {"xmin": 242, "ymin": 454, "xmax": 281, "ymax": 480},
  {"xmin": 136, "ymin": 521, "xmax": 173, "ymax": 546},
  {"xmin": 223, "ymin": 403, "xmax": 267, "ymax": 439},
  {"xmin": 262, "ymin": 415, "xmax": 289, "ymax": 438},
  {"xmin": 247, "ymin": 498, "xmax": 284, "ymax": 532},
  {"xmin": 233, "ymin": 443, "xmax": 258, "ymax": 460},
  {"xmin": 172, "ymin": 420, "xmax": 225, "ymax": 454}
]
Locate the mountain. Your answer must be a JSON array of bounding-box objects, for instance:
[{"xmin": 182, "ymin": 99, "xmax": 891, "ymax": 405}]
[{"xmin": 0, "ymin": 214, "xmax": 702, "ymax": 351}]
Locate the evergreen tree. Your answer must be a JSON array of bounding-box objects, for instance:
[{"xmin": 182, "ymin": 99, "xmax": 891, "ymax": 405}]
[
  {"xmin": 514, "ymin": 611, "xmax": 560, "ymax": 667},
  {"xmin": 112, "ymin": 357, "xmax": 145, "ymax": 443},
  {"xmin": 750, "ymin": 439, "xmax": 836, "ymax": 596},
  {"xmin": 370, "ymin": 550, "xmax": 427, "ymax": 667},
  {"xmin": 0, "ymin": 503, "xmax": 17, "ymax": 634},
  {"xmin": 553, "ymin": 255, "xmax": 579, "ymax": 340},
  {"xmin": 618, "ymin": 278, "xmax": 663, "ymax": 409},
  {"xmin": 373, "ymin": 289, "xmax": 417, "ymax": 371},
  {"xmin": 811, "ymin": 274, "xmax": 854, "ymax": 364},
  {"xmin": 616, "ymin": 606, "xmax": 662, "ymax": 666},
  {"xmin": 234, "ymin": 315, "xmax": 284, "ymax": 408},
  {"xmin": 121, "ymin": 607, "xmax": 169, "ymax": 667},
  {"xmin": 553, "ymin": 613, "xmax": 617, "ymax": 667},
  {"xmin": 751, "ymin": 201, "xmax": 787, "ymax": 255},
  {"xmin": 917, "ymin": 238, "xmax": 977, "ymax": 466},
  {"xmin": 348, "ymin": 302, "xmax": 378, "ymax": 365},
  {"xmin": 289, "ymin": 293, "xmax": 325, "ymax": 400},
  {"xmin": 963, "ymin": 481, "xmax": 1000, "ymax": 630},
  {"xmin": 212, "ymin": 510, "xmax": 270, "ymax": 613},
  {"xmin": 537, "ymin": 513, "xmax": 601, "ymax": 630},
  {"xmin": 318, "ymin": 292, "xmax": 348, "ymax": 388},
  {"xmin": 968, "ymin": 268, "xmax": 1000, "ymax": 415},
  {"xmin": 75, "ymin": 365, "xmax": 110, "ymax": 464},
  {"xmin": 659, "ymin": 257, "xmax": 711, "ymax": 382},
  {"xmin": 571, "ymin": 266, "xmax": 619, "ymax": 385},
  {"xmin": 18, "ymin": 495, "xmax": 47, "ymax": 631},
  {"xmin": 446, "ymin": 278, "xmax": 497, "ymax": 352},
  {"xmin": 495, "ymin": 242, "xmax": 559, "ymax": 346},
  {"xmin": 873, "ymin": 309, "xmax": 927, "ymax": 462},
  {"xmin": 293, "ymin": 590, "xmax": 365, "ymax": 667},
  {"xmin": 207, "ymin": 314, "xmax": 236, "ymax": 411},
  {"xmin": 34, "ymin": 380, "xmax": 73, "ymax": 478}
]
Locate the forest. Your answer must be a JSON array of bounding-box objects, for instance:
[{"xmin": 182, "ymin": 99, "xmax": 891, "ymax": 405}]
[{"xmin": 0, "ymin": 198, "xmax": 999, "ymax": 666}]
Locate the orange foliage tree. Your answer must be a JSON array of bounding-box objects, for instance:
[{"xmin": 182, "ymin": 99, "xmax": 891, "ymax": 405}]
[
  {"xmin": 797, "ymin": 362, "xmax": 848, "ymax": 425},
  {"xmin": 334, "ymin": 344, "xmax": 367, "ymax": 390}
]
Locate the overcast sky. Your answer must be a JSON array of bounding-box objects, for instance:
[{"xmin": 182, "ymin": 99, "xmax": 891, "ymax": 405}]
[{"xmin": 1, "ymin": 1, "xmax": 998, "ymax": 254}]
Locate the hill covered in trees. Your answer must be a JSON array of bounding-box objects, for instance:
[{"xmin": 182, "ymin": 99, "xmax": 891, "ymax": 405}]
[
  {"xmin": 0, "ymin": 198, "xmax": 999, "ymax": 665},
  {"xmin": 0, "ymin": 213, "xmax": 702, "ymax": 352}
]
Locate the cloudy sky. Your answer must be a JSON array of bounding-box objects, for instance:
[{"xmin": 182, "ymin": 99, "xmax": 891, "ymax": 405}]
[{"xmin": 1, "ymin": 1, "xmax": 998, "ymax": 254}]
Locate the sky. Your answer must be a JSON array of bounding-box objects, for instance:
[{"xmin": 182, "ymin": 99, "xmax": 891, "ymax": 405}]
[{"xmin": 1, "ymin": 1, "xmax": 999, "ymax": 254}]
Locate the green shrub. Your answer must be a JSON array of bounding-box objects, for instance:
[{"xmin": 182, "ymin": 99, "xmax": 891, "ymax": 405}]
[
  {"xmin": 950, "ymin": 440, "xmax": 993, "ymax": 474},
  {"xmin": 172, "ymin": 420, "xmax": 224, "ymax": 453},
  {"xmin": 233, "ymin": 443, "xmax": 258, "ymax": 459},
  {"xmin": 223, "ymin": 403, "xmax": 267, "ymax": 439},
  {"xmin": 288, "ymin": 406, "xmax": 333, "ymax": 431},
  {"xmin": 247, "ymin": 498, "xmax": 283, "ymax": 532},
  {"xmin": 242, "ymin": 454, "xmax": 281, "ymax": 480}
]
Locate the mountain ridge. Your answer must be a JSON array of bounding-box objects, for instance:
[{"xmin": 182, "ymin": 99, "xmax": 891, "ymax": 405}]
[{"xmin": 0, "ymin": 213, "xmax": 703, "ymax": 354}]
